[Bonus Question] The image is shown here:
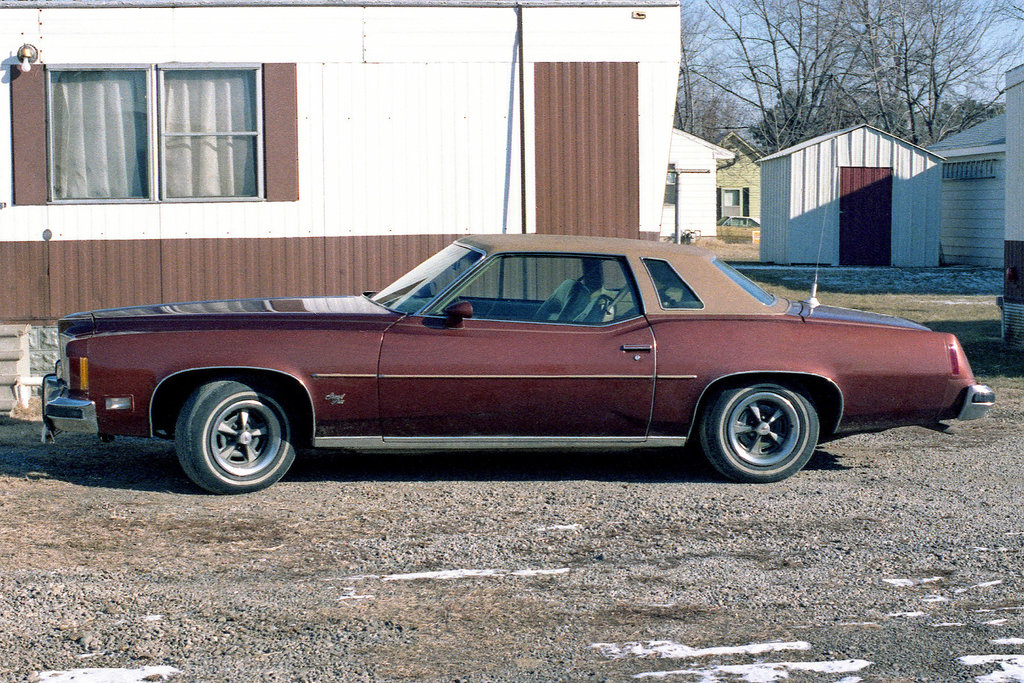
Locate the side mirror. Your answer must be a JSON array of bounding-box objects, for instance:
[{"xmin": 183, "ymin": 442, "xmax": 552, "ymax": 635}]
[{"xmin": 443, "ymin": 300, "xmax": 474, "ymax": 328}]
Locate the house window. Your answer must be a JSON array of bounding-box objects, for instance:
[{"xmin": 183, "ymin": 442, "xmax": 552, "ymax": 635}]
[
  {"xmin": 47, "ymin": 65, "xmax": 263, "ymax": 202},
  {"xmin": 721, "ymin": 187, "xmax": 742, "ymax": 217},
  {"xmin": 48, "ymin": 69, "xmax": 150, "ymax": 201}
]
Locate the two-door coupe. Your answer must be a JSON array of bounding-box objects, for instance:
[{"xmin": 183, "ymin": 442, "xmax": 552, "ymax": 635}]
[{"xmin": 43, "ymin": 235, "xmax": 994, "ymax": 493}]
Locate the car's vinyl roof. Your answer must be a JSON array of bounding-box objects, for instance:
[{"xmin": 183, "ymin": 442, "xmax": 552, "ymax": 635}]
[{"xmin": 457, "ymin": 234, "xmax": 717, "ymax": 262}]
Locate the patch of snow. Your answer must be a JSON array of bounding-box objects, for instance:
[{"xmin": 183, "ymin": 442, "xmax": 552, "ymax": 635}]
[
  {"xmin": 592, "ymin": 640, "xmax": 811, "ymax": 660},
  {"xmin": 337, "ymin": 586, "xmax": 374, "ymax": 600},
  {"xmin": 510, "ymin": 568, "xmax": 571, "ymax": 577},
  {"xmin": 884, "ymin": 577, "xmax": 942, "ymax": 587},
  {"xmin": 381, "ymin": 567, "xmax": 570, "ymax": 581},
  {"xmin": 36, "ymin": 667, "xmax": 180, "ymax": 682},
  {"xmin": 632, "ymin": 658, "xmax": 872, "ymax": 681},
  {"xmin": 887, "ymin": 611, "xmax": 927, "ymax": 618},
  {"xmin": 922, "ymin": 595, "xmax": 950, "ymax": 603},
  {"xmin": 956, "ymin": 580, "xmax": 1004, "ymax": 594},
  {"xmin": 958, "ymin": 654, "xmax": 1024, "ymax": 682},
  {"xmin": 143, "ymin": 614, "xmax": 163, "ymax": 622},
  {"xmin": 535, "ymin": 524, "xmax": 581, "ymax": 532},
  {"xmin": 973, "ymin": 547, "xmax": 1011, "ymax": 552},
  {"xmin": 987, "ymin": 620, "xmax": 1010, "ymax": 626},
  {"xmin": 933, "ymin": 622, "xmax": 966, "ymax": 627},
  {"xmin": 993, "ymin": 639, "xmax": 1024, "ymax": 646}
]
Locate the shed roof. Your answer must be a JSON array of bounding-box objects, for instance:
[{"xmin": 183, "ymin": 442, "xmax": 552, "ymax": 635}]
[
  {"xmin": 927, "ymin": 114, "xmax": 1005, "ymax": 156},
  {"xmin": 758, "ymin": 124, "xmax": 944, "ymax": 164},
  {"xmin": 670, "ymin": 129, "xmax": 734, "ymax": 161}
]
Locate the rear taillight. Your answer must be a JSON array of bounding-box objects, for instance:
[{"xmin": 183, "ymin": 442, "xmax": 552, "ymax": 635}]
[{"xmin": 948, "ymin": 343, "xmax": 961, "ymax": 377}]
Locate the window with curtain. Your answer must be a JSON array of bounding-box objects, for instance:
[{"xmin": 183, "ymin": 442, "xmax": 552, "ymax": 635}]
[
  {"xmin": 47, "ymin": 65, "xmax": 262, "ymax": 202},
  {"xmin": 161, "ymin": 69, "xmax": 259, "ymax": 199},
  {"xmin": 49, "ymin": 69, "xmax": 150, "ymax": 200}
]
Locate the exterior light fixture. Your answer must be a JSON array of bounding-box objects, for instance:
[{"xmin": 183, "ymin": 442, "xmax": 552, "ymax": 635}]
[{"xmin": 17, "ymin": 44, "xmax": 39, "ymax": 73}]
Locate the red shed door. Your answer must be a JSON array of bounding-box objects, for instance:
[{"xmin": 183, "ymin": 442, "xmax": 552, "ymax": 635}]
[{"xmin": 839, "ymin": 167, "xmax": 892, "ymax": 266}]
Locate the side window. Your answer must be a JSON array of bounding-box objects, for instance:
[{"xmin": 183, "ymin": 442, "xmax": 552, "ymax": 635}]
[
  {"xmin": 643, "ymin": 258, "xmax": 703, "ymax": 310},
  {"xmin": 428, "ymin": 254, "xmax": 640, "ymax": 325}
]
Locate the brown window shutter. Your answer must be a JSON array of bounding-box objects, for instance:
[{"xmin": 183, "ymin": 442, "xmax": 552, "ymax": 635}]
[
  {"xmin": 262, "ymin": 63, "xmax": 299, "ymax": 202},
  {"xmin": 10, "ymin": 66, "xmax": 47, "ymax": 205}
]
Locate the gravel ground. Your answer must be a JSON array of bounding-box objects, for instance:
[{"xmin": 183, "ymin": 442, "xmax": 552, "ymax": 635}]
[{"xmin": 1, "ymin": 383, "xmax": 1022, "ymax": 682}]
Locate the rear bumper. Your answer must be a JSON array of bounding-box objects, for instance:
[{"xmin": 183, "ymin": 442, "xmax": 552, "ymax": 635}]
[
  {"xmin": 42, "ymin": 374, "xmax": 98, "ymax": 437},
  {"xmin": 957, "ymin": 384, "xmax": 995, "ymax": 421}
]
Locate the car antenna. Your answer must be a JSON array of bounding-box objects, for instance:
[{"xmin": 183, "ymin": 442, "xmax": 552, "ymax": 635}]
[{"xmin": 803, "ymin": 198, "xmax": 829, "ymax": 311}]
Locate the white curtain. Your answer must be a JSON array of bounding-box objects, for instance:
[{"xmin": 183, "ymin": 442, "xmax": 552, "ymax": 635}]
[
  {"xmin": 50, "ymin": 71, "xmax": 148, "ymax": 200},
  {"xmin": 163, "ymin": 70, "xmax": 257, "ymax": 198}
]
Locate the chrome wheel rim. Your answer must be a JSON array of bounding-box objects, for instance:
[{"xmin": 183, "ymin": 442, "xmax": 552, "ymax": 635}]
[
  {"xmin": 207, "ymin": 399, "xmax": 282, "ymax": 477},
  {"xmin": 726, "ymin": 391, "xmax": 801, "ymax": 467}
]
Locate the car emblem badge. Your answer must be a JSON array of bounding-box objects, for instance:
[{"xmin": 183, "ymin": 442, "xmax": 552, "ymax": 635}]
[{"xmin": 326, "ymin": 392, "xmax": 347, "ymax": 406}]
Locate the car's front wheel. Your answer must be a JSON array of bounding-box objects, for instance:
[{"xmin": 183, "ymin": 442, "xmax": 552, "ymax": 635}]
[
  {"xmin": 699, "ymin": 382, "xmax": 819, "ymax": 483},
  {"xmin": 175, "ymin": 380, "xmax": 296, "ymax": 494}
]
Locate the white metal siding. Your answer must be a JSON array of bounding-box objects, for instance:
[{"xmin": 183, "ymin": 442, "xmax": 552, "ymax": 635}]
[
  {"xmin": 1007, "ymin": 67, "xmax": 1024, "ymax": 242},
  {"xmin": 659, "ymin": 132, "xmax": 720, "ymax": 237},
  {"xmin": 759, "ymin": 156, "xmax": 790, "ymax": 263},
  {"xmin": 0, "ymin": 4, "xmax": 678, "ymax": 244},
  {"xmin": 522, "ymin": 6, "xmax": 679, "ymax": 63},
  {"xmin": 939, "ymin": 155, "xmax": 1004, "ymax": 266},
  {"xmin": 641, "ymin": 62, "xmax": 679, "ymax": 236}
]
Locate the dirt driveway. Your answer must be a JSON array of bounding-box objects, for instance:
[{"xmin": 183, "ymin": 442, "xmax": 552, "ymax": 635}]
[{"xmin": 1, "ymin": 380, "xmax": 1022, "ymax": 682}]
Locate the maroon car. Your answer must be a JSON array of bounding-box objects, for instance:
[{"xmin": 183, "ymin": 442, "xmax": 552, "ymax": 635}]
[{"xmin": 42, "ymin": 235, "xmax": 994, "ymax": 493}]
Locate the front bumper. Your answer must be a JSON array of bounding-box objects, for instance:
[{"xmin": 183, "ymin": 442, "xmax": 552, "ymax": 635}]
[
  {"xmin": 957, "ymin": 383, "xmax": 995, "ymax": 421},
  {"xmin": 42, "ymin": 374, "xmax": 98, "ymax": 439}
]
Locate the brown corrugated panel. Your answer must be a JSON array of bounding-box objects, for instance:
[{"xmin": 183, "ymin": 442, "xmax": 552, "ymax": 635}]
[
  {"xmin": 1006, "ymin": 241, "xmax": 1024, "ymax": 303},
  {"xmin": 0, "ymin": 242, "xmax": 48, "ymax": 320},
  {"xmin": 10, "ymin": 66, "xmax": 48, "ymax": 206},
  {"xmin": 534, "ymin": 62, "xmax": 639, "ymax": 239},
  {"xmin": 263, "ymin": 63, "xmax": 300, "ymax": 202},
  {"xmin": 48, "ymin": 240, "xmax": 164, "ymax": 316},
  {"xmin": 324, "ymin": 234, "xmax": 463, "ymax": 295},
  {"xmin": 3, "ymin": 234, "xmax": 466, "ymax": 322},
  {"xmin": 160, "ymin": 236, "xmax": 326, "ymax": 303}
]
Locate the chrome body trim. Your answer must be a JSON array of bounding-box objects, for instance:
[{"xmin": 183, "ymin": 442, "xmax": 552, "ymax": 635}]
[
  {"xmin": 658, "ymin": 375, "xmax": 698, "ymax": 380},
  {"xmin": 682, "ymin": 370, "xmax": 845, "ymax": 442},
  {"xmin": 313, "ymin": 435, "xmax": 688, "ymax": 450},
  {"xmin": 150, "ymin": 366, "xmax": 317, "ymax": 440},
  {"xmin": 379, "ymin": 374, "xmax": 650, "ymax": 380},
  {"xmin": 310, "ymin": 373, "xmax": 376, "ymax": 379},
  {"xmin": 957, "ymin": 384, "xmax": 995, "ymax": 421},
  {"xmin": 42, "ymin": 374, "xmax": 99, "ymax": 435}
]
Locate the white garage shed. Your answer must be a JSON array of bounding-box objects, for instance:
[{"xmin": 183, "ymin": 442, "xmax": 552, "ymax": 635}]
[
  {"xmin": 759, "ymin": 125, "xmax": 943, "ymax": 266},
  {"xmin": 929, "ymin": 115, "xmax": 1005, "ymax": 267}
]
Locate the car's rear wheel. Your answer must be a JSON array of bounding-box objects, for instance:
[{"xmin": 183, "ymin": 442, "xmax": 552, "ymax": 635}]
[
  {"xmin": 700, "ymin": 382, "xmax": 819, "ymax": 483},
  {"xmin": 175, "ymin": 380, "xmax": 296, "ymax": 494}
]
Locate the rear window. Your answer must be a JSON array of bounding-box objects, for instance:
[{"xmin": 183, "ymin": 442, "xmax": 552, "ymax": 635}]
[
  {"xmin": 642, "ymin": 259, "xmax": 703, "ymax": 310},
  {"xmin": 711, "ymin": 259, "xmax": 776, "ymax": 305}
]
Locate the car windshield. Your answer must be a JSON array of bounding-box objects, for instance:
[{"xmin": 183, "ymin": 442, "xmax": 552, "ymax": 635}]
[
  {"xmin": 370, "ymin": 243, "xmax": 483, "ymax": 314},
  {"xmin": 711, "ymin": 258, "xmax": 776, "ymax": 305}
]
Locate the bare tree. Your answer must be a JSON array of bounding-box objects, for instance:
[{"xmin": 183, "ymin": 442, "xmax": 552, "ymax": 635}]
[
  {"xmin": 702, "ymin": 0, "xmax": 856, "ymax": 151},
  {"xmin": 674, "ymin": 4, "xmax": 747, "ymax": 140},
  {"xmin": 843, "ymin": 0, "xmax": 1017, "ymax": 145},
  {"xmin": 692, "ymin": 0, "xmax": 1017, "ymax": 151}
]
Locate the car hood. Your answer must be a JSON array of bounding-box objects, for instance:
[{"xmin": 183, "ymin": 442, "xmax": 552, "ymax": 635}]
[
  {"xmin": 795, "ymin": 302, "xmax": 929, "ymax": 331},
  {"xmin": 62, "ymin": 296, "xmax": 398, "ymax": 335}
]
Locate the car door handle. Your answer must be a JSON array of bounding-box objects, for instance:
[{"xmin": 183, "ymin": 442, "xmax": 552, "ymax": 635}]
[{"xmin": 620, "ymin": 344, "xmax": 652, "ymax": 352}]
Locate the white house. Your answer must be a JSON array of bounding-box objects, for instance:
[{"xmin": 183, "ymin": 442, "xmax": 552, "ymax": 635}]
[
  {"xmin": 0, "ymin": 0, "xmax": 681, "ymax": 325},
  {"xmin": 660, "ymin": 129, "xmax": 733, "ymax": 238},
  {"xmin": 758, "ymin": 124, "xmax": 943, "ymax": 266},
  {"xmin": 928, "ymin": 115, "xmax": 1005, "ymax": 267},
  {"xmin": 1003, "ymin": 64, "xmax": 1024, "ymax": 346}
]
